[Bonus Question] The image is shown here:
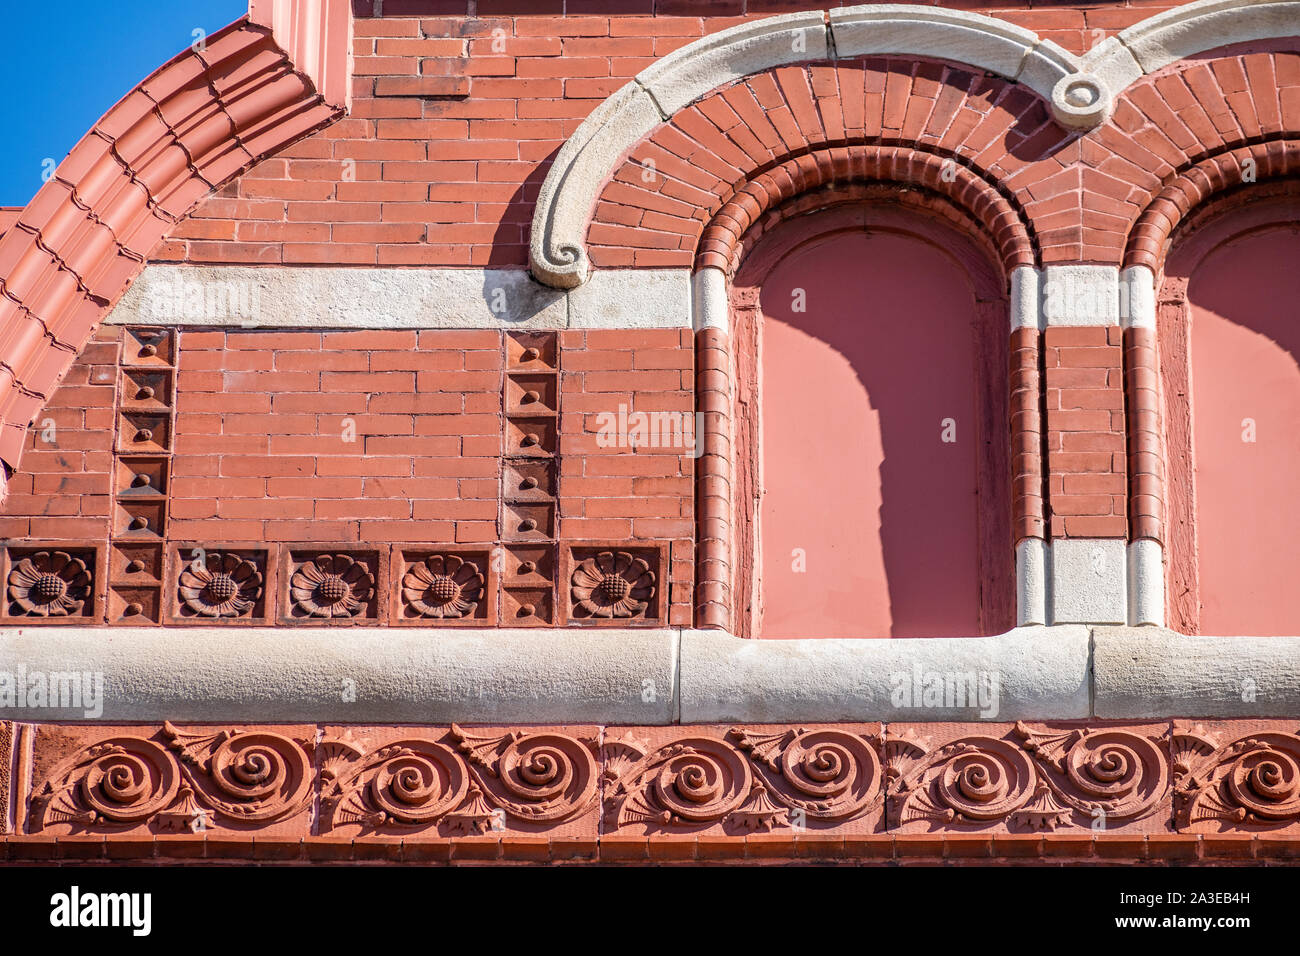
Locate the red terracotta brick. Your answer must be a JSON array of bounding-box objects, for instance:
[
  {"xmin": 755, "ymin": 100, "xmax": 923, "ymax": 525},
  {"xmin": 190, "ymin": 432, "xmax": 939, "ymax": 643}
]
[
  {"xmin": 305, "ymin": 838, "xmax": 357, "ymax": 862},
  {"xmin": 599, "ymin": 835, "xmax": 650, "ymax": 862},
  {"xmin": 500, "ymin": 837, "xmax": 552, "ymax": 862},
  {"xmin": 1201, "ymin": 835, "xmax": 1256, "ymax": 861},
  {"xmin": 352, "ymin": 837, "xmax": 404, "ymax": 862}
]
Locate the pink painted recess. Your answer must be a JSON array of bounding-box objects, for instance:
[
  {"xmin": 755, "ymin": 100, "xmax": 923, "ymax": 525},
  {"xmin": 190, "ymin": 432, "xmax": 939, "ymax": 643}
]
[
  {"xmin": 1189, "ymin": 226, "xmax": 1300, "ymax": 635},
  {"xmin": 757, "ymin": 227, "xmax": 983, "ymax": 638}
]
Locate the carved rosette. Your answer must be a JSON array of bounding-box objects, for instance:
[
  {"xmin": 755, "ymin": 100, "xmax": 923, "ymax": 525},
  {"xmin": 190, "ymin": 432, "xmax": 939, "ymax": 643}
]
[
  {"xmin": 319, "ymin": 726, "xmax": 598, "ymax": 833},
  {"xmin": 1173, "ymin": 725, "xmax": 1300, "ymax": 830},
  {"xmin": 177, "ymin": 551, "xmax": 264, "ymax": 618},
  {"xmin": 289, "ymin": 553, "xmax": 375, "ymax": 618},
  {"xmin": 569, "ymin": 550, "xmax": 655, "ymax": 619},
  {"xmin": 29, "ymin": 724, "xmax": 313, "ymax": 833},
  {"xmin": 400, "ymin": 554, "xmax": 484, "ymax": 619},
  {"xmin": 1015, "ymin": 723, "xmax": 1168, "ymax": 824},
  {"xmin": 7, "ymin": 550, "xmax": 93, "ymax": 617}
]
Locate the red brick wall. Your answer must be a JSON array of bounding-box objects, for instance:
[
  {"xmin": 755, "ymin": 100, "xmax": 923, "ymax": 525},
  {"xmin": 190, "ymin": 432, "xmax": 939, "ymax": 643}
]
[
  {"xmin": 153, "ymin": 2, "xmax": 1179, "ymax": 269},
  {"xmin": 0, "ymin": 326, "xmax": 692, "ymax": 627},
  {"xmin": 1043, "ymin": 327, "xmax": 1128, "ymax": 539}
]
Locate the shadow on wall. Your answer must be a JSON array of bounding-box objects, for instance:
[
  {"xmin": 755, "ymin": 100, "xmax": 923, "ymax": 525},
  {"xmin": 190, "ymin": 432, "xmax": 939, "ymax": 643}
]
[
  {"xmin": 756, "ymin": 226, "xmax": 991, "ymax": 639},
  {"xmin": 1186, "ymin": 224, "xmax": 1300, "ymax": 635}
]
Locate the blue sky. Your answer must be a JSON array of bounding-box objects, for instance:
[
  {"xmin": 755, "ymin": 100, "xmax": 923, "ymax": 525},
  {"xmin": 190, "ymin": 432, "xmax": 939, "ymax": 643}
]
[{"xmin": 0, "ymin": 0, "xmax": 247, "ymax": 207}]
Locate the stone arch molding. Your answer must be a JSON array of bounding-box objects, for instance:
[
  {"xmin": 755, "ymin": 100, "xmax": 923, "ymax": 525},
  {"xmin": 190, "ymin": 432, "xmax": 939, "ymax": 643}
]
[{"xmin": 530, "ymin": 0, "xmax": 1300, "ymax": 289}]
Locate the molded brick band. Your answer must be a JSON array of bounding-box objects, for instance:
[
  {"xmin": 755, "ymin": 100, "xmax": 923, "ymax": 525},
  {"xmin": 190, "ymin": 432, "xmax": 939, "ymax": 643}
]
[
  {"xmin": 1126, "ymin": 325, "xmax": 1165, "ymax": 543},
  {"xmin": 4, "ymin": 624, "xmax": 1297, "ymax": 723},
  {"xmin": 694, "ymin": 324, "xmax": 732, "ymax": 630},
  {"xmin": 107, "ymin": 264, "xmax": 694, "ymax": 329},
  {"xmin": 1125, "ymin": 139, "xmax": 1300, "ymax": 271},
  {"xmin": 1010, "ymin": 326, "xmax": 1045, "ymax": 542},
  {"xmin": 10, "ymin": 715, "xmax": 1300, "ymax": 853},
  {"xmin": 694, "ymin": 147, "xmax": 1035, "ymax": 277}
]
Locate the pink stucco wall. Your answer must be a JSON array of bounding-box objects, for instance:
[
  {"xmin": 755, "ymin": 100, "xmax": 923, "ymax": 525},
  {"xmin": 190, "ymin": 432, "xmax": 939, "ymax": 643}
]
[
  {"xmin": 1189, "ymin": 225, "xmax": 1300, "ymax": 635},
  {"xmin": 756, "ymin": 227, "xmax": 983, "ymax": 638}
]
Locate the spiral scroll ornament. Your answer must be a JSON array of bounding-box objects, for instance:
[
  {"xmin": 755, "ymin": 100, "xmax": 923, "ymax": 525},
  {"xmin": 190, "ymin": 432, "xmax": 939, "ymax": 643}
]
[
  {"xmin": 891, "ymin": 737, "xmax": 1036, "ymax": 828},
  {"xmin": 31, "ymin": 738, "xmax": 180, "ymax": 831},
  {"xmin": 1174, "ymin": 729, "xmax": 1300, "ymax": 829},
  {"xmin": 454, "ymin": 725, "xmax": 599, "ymax": 822},
  {"xmin": 1015, "ymin": 723, "xmax": 1168, "ymax": 822},
  {"xmin": 163, "ymin": 723, "xmax": 313, "ymax": 822},
  {"xmin": 730, "ymin": 727, "xmax": 881, "ymax": 821},
  {"xmin": 320, "ymin": 728, "xmax": 599, "ymax": 832},
  {"xmin": 321, "ymin": 740, "xmax": 468, "ymax": 830},
  {"xmin": 608, "ymin": 737, "xmax": 753, "ymax": 829}
]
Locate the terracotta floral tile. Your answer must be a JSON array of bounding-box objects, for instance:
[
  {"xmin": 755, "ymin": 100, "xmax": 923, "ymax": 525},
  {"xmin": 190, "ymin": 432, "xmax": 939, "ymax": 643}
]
[
  {"xmin": 319, "ymin": 724, "xmax": 600, "ymax": 840},
  {"xmin": 1171, "ymin": 719, "xmax": 1300, "ymax": 834},
  {"xmin": 602, "ymin": 723, "xmax": 886, "ymax": 837},
  {"xmin": 27, "ymin": 723, "xmax": 314, "ymax": 837},
  {"xmin": 885, "ymin": 721, "xmax": 1174, "ymax": 834}
]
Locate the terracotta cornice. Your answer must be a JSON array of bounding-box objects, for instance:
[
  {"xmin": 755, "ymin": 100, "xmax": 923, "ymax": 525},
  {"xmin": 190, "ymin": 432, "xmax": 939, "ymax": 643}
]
[{"xmin": 0, "ymin": 0, "xmax": 351, "ymax": 496}]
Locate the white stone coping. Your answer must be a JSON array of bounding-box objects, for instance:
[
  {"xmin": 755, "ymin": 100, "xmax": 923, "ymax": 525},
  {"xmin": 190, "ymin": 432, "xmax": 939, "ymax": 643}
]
[
  {"xmin": 1094, "ymin": 627, "xmax": 1300, "ymax": 719},
  {"xmin": 2, "ymin": 623, "xmax": 1295, "ymax": 723},
  {"xmin": 1040, "ymin": 265, "xmax": 1121, "ymax": 327},
  {"xmin": 1090, "ymin": 0, "xmax": 1300, "ymax": 78},
  {"xmin": 678, "ymin": 626, "xmax": 1091, "ymax": 723},
  {"xmin": 107, "ymin": 264, "xmax": 694, "ymax": 329},
  {"xmin": 530, "ymin": 0, "xmax": 1300, "ymax": 289}
]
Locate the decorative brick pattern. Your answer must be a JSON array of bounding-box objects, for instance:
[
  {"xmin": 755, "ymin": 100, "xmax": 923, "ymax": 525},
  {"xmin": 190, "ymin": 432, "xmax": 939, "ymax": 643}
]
[
  {"xmin": 694, "ymin": 326, "xmax": 730, "ymax": 629},
  {"xmin": 590, "ymin": 49, "xmax": 1300, "ymax": 270},
  {"xmin": 563, "ymin": 543, "xmax": 664, "ymax": 624},
  {"xmin": 282, "ymin": 548, "xmax": 382, "ymax": 622},
  {"xmin": 0, "ymin": 325, "xmax": 692, "ymax": 625},
  {"xmin": 393, "ymin": 546, "xmax": 495, "ymax": 624},
  {"xmin": 1, "ymin": 545, "xmax": 103, "ymax": 623},
  {"xmin": 503, "ymin": 332, "xmax": 559, "ymax": 624},
  {"xmin": 1010, "ymin": 327, "xmax": 1045, "ymax": 542},
  {"xmin": 109, "ymin": 326, "xmax": 176, "ymax": 624},
  {"xmin": 11, "ymin": 718, "xmax": 1300, "ymax": 861}
]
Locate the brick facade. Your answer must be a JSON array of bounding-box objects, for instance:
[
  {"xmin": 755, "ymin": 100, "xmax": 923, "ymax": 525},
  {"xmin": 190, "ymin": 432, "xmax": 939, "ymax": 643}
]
[{"xmin": 1, "ymin": 0, "xmax": 1299, "ymax": 863}]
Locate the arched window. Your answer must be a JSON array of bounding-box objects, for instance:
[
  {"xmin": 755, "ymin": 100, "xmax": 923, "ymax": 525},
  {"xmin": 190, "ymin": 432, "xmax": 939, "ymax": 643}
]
[
  {"xmin": 730, "ymin": 202, "xmax": 1013, "ymax": 638},
  {"xmin": 1162, "ymin": 193, "xmax": 1300, "ymax": 634}
]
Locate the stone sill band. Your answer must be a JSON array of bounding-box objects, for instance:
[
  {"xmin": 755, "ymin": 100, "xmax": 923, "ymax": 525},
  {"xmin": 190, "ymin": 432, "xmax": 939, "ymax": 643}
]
[{"xmin": 0, "ymin": 625, "xmax": 1295, "ymax": 723}]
